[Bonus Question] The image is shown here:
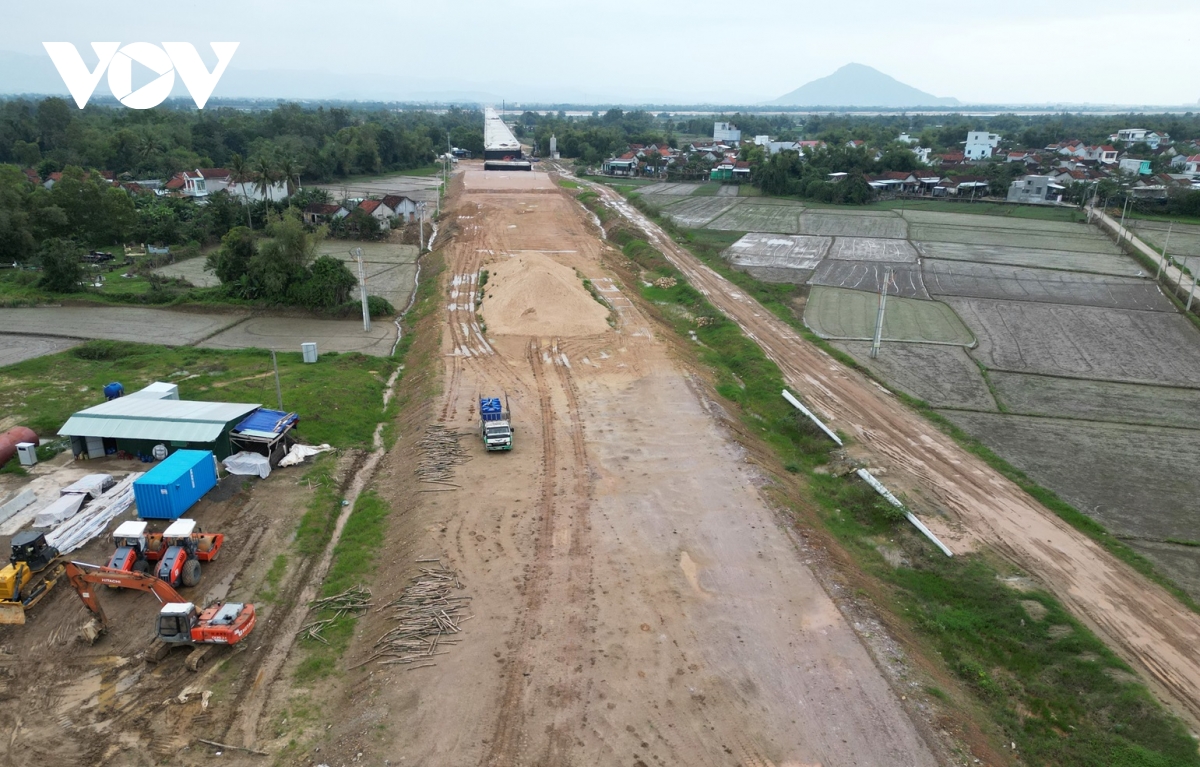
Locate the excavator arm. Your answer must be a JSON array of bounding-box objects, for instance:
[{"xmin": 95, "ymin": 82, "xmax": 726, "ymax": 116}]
[{"xmin": 64, "ymin": 561, "xmax": 187, "ymax": 634}]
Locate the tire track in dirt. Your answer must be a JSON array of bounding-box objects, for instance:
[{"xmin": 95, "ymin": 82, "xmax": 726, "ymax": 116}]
[{"xmin": 481, "ymin": 339, "xmax": 559, "ymax": 766}]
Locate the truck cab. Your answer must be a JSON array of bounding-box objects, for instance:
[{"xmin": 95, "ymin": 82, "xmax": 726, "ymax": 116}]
[
  {"xmin": 107, "ymin": 520, "xmax": 149, "ymax": 573},
  {"xmin": 154, "ymin": 519, "xmax": 203, "ymax": 588}
]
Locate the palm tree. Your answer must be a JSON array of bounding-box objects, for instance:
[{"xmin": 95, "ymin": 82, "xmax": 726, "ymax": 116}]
[
  {"xmin": 252, "ymin": 154, "xmax": 277, "ymax": 223},
  {"xmin": 228, "ymin": 153, "xmax": 252, "ymax": 229},
  {"xmin": 278, "ymin": 156, "xmax": 302, "ymax": 209}
]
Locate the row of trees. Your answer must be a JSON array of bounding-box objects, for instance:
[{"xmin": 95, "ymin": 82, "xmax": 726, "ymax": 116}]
[{"xmin": 0, "ymin": 98, "xmax": 484, "ymax": 182}]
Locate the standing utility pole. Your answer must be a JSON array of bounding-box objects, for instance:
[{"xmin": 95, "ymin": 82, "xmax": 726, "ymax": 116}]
[
  {"xmin": 1156, "ymin": 222, "xmax": 1172, "ymax": 279},
  {"xmin": 355, "ymin": 247, "xmax": 370, "ymax": 332},
  {"xmin": 270, "ymin": 350, "xmax": 283, "ymax": 410},
  {"xmin": 1118, "ymin": 195, "xmax": 1130, "ymax": 243},
  {"xmin": 870, "ymin": 268, "xmax": 893, "ymax": 359},
  {"xmin": 418, "ymin": 203, "xmax": 426, "ymax": 251}
]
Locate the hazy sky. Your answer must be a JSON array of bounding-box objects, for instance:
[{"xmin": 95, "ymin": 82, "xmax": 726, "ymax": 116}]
[{"xmin": 3, "ymin": 0, "xmax": 1198, "ymax": 104}]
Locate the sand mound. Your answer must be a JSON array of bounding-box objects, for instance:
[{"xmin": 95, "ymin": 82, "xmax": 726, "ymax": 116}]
[{"xmin": 481, "ymin": 253, "xmax": 611, "ymax": 337}]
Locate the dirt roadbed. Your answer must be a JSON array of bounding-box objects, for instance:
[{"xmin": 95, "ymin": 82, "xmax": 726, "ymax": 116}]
[{"xmin": 304, "ymin": 171, "xmax": 944, "ymax": 765}]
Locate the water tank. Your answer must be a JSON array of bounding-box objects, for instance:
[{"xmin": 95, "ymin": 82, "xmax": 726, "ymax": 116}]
[
  {"xmin": 104, "ymin": 382, "xmax": 125, "ymax": 400},
  {"xmin": 301, "ymin": 342, "xmax": 318, "ymax": 363},
  {"xmin": 0, "ymin": 427, "xmax": 38, "ymax": 469}
]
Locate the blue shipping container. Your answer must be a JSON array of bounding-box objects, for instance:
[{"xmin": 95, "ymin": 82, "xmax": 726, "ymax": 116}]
[{"xmin": 134, "ymin": 449, "xmax": 218, "ymax": 520}]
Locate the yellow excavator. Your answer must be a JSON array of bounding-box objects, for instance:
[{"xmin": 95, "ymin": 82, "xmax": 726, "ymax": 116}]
[{"xmin": 0, "ymin": 531, "xmax": 65, "ymax": 625}]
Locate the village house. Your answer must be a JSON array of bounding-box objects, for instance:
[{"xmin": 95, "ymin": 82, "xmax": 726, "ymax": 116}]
[
  {"xmin": 964, "ymin": 131, "xmax": 1002, "ymax": 160},
  {"xmin": 1111, "ymin": 128, "xmax": 1170, "ymax": 149},
  {"xmin": 1118, "ymin": 157, "xmax": 1152, "ymax": 176},
  {"xmin": 382, "ymin": 194, "xmax": 420, "ymax": 223},
  {"xmin": 357, "ymin": 199, "xmax": 396, "ymax": 225},
  {"xmin": 302, "ymin": 203, "xmax": 349, "ymax": 226},
  {"xmin": 1007, "ymin": 174, "xmax": 1064, "ymax": 205},
  {"xmin": 1185, "ymin": 155, "xmax": 1200, "ymax": 177}
]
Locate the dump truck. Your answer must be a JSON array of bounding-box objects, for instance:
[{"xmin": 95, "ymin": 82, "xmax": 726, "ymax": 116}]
[
  {"xmin": 480, "ymin": 395, "xmax": 513, "ymax": 451},
  {"xmin": 65, "ymin": 561, "xmax": 256, "ymax": 671},
  {"xmin": 0, "ymin": 531, "xmax": 64, "ymax": 624}
]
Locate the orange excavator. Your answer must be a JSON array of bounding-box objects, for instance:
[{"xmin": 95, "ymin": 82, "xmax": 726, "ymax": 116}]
[{"xmin": 64, "ymin": 561, "xmax": 256, "ymax": 671}]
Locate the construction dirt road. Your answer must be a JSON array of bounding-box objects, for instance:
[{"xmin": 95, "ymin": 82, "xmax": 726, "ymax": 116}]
[
  {"xmin": 580, "ymin": 175, "xmax": 1200, "ymax": 732},
  {"xmin": 317, "ymin": 168, "xmax": 946, "ymax": 766}
]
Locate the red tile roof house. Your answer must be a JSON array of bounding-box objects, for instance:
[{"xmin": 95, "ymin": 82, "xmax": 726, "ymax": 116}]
[
  {"xmin": 42, "ymin": 170, "xmax": 114, "ymax": 189},
  {"xmin": 20, "ymin": 168, "xmax": 40, "ymax": 184},
  {"xmin": 164, "ymin": 168, "xmax": 233, "ymax": 198},
  {"xmin": 381, "ymin": 194, "xmax": 419, "ymax": 223},
  {"xmin": 302, "ymin": 203, "xmax": 349, "ymax": 226},
  {"xmin": 937, "ymin": 151, "xmax": 966, "ymax": 165},
  {"xmin": 358, "ymin": 199, "xmax": 396, "ymax": 225}
]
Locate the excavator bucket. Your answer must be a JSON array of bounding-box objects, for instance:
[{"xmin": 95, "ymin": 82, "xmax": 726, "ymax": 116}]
[{"xmin": 0, "ymin": 602, "xmax": 26, "ymax": 625}]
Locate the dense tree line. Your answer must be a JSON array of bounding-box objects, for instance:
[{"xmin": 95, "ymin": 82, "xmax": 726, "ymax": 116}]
[{"xmin": 0, "ymin": 97, "xmax": 483, "ymax": 182}]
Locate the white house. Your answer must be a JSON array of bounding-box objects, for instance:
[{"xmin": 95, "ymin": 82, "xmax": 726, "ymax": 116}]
[
  {"xmin": 1007, "ymin": 174, "xmax": 1063, "ymax": 204},
  {"xmin": 753, "ymin": 135, "xmax": 771, "ymax": 146},
  {"xmin": 713, "ymin": 122, "xmax": 741, "ymax": 142},
  {"xmin": 913, "ymin": 147, "xmax": 933, "ymax": 164},
  {"xmin": 964, "ymin": 131, "xmax": 1002, "ymax": 160},
  {"xmin": 228, "ymin": 175, "xmax": 289, "ymax": 203},
  {"xmin": 896, "ymin": 133, "xmax": 918, "ymax": 145},
  {"xmin": 1112, "ymin": 128, "xmax": 1170, "ymax": 149},
  {"xmin": 1184, "ymin": 155, "xmax": 1200, "ymax": 177},
  {"xmin": 1118, "ymin": 158, "xmax": 1152, "ymax": 176}
]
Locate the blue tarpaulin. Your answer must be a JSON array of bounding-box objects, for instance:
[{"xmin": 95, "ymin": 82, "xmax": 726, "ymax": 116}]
[{"xmin": 232, "ymin": 409, "xmax": 299, "ymax": 441}]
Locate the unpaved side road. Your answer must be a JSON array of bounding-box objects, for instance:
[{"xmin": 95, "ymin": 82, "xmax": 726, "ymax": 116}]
[
  {"xmin": 582, "ymin": 174, "xmax": 1200, "ymax": 729},
  {"xmin": 334, "ymin": 171, "xmax": 940, "ymax": 766}
]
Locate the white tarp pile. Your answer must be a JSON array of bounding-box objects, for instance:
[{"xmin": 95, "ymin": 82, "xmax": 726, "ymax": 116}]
[
  {"xmin": 279, "ymin": 443, "xmax": 334, "ymax": 468},
  {"xmin": 60, "ymin": 473, "xmax": 115, "ymax": 499},
  {"xmin": 46, "ymin": 472, "xmax": 142, "ymax": 554},
  {"xmin": 223, "ymin": 451, "xmax": 272, "ymax": 479},
  {"xmin": 32, "ymin": 493, "xmax": 88, "ymax": 528}
]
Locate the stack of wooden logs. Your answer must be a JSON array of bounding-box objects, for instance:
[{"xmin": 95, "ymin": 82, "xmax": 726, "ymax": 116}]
[
  {"xmin": 416, "ymin": 424, "xmax": 471, "ymax": 491},
  {"xmin": 298, "ymin": 585, "xmax": 373, "ymax": 643},
  {"xmin": 366, "ymin": 563, "xmax": 471, "ymax": 669}
]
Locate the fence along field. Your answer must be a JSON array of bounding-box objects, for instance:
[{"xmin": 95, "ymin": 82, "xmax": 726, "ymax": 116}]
[
  {"xmin": 804, "ymin": 286, "xmax": 975, "ymax": 344},
  {"xmin": 922, "ymin": 260, "xmax": 1169, "ymax": 311}
]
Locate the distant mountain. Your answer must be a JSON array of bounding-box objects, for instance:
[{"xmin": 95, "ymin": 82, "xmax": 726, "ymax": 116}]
[{"xmin": 770, "ymin": 63, "xmax": 959, "ymax": 108}]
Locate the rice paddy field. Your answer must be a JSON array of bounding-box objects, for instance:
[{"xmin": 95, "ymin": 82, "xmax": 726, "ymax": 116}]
[
  {"xmin": 799, "ymin": 211, "xmax": 908, "ymax": 239},
  {"xmin": 913, "ymin": 242, "xmax": 1139, "ymax": 275},
  {"xmin": 805, "ymin": 286, "xmax": 974, "ymax": 344},
  {"xmin": 988, "ymin": 372, "xmax": 1200, "ymax": 429},
  {"xmin": 922, "ymin": 261, "xmax": 1169, "ymax": 310},
  {"xmin": 827, "ymin": 237, "xmax": 919, "ymax": 262},
  {"xmin": 811, "ymin": 261, "xmax": 928, "ymax": 299},
  {"xmin": 707, "ymin": 202, "xmax": 806, "ymax": 233},
  {"xmin": 834, "ymin": 341, "xmax": 996, "ymax": 410},
  {"xmin": 942, "ymin": 411, "xmax": 1200, "ymax": 552},
  {"xmin": 692, "ymin": 196, "xmax": 1200, "ymax": 598},
  {"xmin": 945, "ymin": 297, "xmax": 1200, "ymax": 386},
  {"xmin": 661, "ymin": 196, "xmax": 741, "ymax": 227}
]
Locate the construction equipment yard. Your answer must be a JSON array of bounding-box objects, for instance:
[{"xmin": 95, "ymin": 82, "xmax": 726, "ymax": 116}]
[{"xmin": 5, "ymin": 161, "xmax": 1200, "ymax": 767}]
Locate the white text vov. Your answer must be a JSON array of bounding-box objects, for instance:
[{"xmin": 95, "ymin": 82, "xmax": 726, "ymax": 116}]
[{"xmin": 43, "ymin": 42, "xmax": 239, "ymax": 109}]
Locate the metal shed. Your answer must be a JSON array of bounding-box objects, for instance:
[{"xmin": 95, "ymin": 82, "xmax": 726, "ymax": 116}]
[{"xmin": 59, "ymin": 398, "xmax": 260, "ymax": 461}]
